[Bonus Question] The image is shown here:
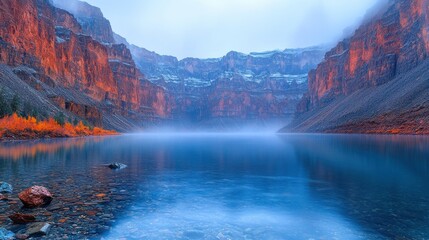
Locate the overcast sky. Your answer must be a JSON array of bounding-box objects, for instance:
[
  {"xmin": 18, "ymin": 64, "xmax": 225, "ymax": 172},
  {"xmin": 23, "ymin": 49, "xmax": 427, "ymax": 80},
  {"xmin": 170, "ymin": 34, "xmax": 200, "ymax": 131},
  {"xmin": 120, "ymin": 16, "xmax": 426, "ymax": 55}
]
[{"xmin": 84, "ymin": 0, "xmax": 381, "ymax": 59}]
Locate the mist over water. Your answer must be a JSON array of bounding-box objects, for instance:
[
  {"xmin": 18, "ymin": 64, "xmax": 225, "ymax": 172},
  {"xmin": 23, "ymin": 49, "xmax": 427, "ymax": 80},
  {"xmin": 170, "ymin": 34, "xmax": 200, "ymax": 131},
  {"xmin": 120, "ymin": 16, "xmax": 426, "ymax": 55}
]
[{"xmin": 142, "ymin": 118, "xmax": 292, "ymax": 134}]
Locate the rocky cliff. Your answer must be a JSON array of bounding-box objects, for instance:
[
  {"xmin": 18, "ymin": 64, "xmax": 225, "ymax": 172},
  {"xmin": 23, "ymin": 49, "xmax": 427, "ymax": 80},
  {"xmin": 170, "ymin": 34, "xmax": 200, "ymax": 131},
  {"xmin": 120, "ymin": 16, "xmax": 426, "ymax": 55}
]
[
  {"xmin": 52, "ymin": 0, "xmax": 114, "ymax": 43},
  {"xmin": 0, "ymin": 0, "xmax": 172, "ymax": 130},
  {"xmin": 52, "ymin": 0, "xmax": 172, "ymax": 118},
  {"xmin": 0, "ymin": 0, "xmax": 326, "ymax": 131},
  {"xmin": 0, "ymin": 0, "xmax": 113, "ymax": 126},
  {"xmin": 124, "ymin": 42, "xmax": 326, "ymax": 126},
  {"xmin": 286, "ymin": 0, "xmax": 429, "ymax": 134},
  {"xmin": 53, "ymin": 0, "xmax": 327, "ymax": 129}
]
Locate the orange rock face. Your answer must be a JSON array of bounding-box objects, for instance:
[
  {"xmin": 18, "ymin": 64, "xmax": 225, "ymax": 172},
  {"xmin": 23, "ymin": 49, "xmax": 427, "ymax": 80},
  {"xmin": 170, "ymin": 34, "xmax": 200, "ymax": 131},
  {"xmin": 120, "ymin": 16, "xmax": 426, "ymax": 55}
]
[
  {"xmin": 107, "ymin": 44, "xmax": 141, "ymax": 112},
  {"xmin": 0, "ymin": 0, "xmax": 172, "ymax": 129},
  {"xmin": 301, "ymin": 0, "xmax": 429, "ymax": 111},
  {"xmin": 0, "ymin": 0, "xmax": 116, "ymax": 104}
]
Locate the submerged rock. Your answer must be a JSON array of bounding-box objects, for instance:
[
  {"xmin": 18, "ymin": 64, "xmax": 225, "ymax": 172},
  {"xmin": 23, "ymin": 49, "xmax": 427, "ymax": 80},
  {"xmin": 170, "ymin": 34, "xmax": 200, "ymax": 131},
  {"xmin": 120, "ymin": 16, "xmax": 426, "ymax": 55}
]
[
  {"xmin": 25, "ymin": 222, "xmax": 51, "ymax": 237},
  {"xmin": 108, "ymin": 163, "xmax": 127, "ymax": 170},
  {"xmin": 0, "ymin": 228, "xmax": 14, "ymax": 240},
  {"xmin": 18, "ymin": 186, "xmax": 53, "ymax": 208},
  {"xmin": 14, "ymin": 234, "xmax": 29, "ymax": 240},
  {"xmin": 9, "ymin": 213, "xmax": 36, "ymax": 224},
  {"xmin": 0, "ymin": 194, "xmax": 6, "ymax": 201},
  {"xmin": 0, "ymin": 182, "xmax": 13, "ymax": 193}
]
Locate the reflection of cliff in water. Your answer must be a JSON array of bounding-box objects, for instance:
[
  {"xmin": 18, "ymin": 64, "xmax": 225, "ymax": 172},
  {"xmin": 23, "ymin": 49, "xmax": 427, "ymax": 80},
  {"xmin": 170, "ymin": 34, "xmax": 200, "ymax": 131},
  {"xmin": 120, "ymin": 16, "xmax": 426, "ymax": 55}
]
[
  {"xmin": 286, "ymin": 135, "xmax": 429, "ymax": 239},
  {"xmin": 0, "ymin": 137, "xmax": 107, "ymax": 160}
]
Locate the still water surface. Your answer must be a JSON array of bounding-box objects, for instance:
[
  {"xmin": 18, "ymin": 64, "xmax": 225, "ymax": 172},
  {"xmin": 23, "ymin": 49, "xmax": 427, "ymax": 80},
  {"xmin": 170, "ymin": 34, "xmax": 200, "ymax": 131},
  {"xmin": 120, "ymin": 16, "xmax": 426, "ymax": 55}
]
[{"xmin": 0, "ymin": 134, "xmax": 428, "ymax": 239}]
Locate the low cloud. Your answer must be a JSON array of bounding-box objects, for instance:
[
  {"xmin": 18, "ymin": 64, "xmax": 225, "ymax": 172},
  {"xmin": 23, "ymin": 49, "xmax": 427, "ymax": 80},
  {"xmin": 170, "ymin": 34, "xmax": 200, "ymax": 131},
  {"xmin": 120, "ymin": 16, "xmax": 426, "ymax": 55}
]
[{"xmin": 82, "ymin": 0, "xmax": 383, "ymax": 59}]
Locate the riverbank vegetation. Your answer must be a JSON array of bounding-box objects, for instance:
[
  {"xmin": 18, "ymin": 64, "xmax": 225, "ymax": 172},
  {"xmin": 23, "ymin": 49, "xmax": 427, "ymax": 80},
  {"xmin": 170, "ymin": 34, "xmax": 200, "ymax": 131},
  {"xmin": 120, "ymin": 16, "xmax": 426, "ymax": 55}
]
[{"xmin": 0, "ymin": 90, "xmax": 116, "ymax": 140}]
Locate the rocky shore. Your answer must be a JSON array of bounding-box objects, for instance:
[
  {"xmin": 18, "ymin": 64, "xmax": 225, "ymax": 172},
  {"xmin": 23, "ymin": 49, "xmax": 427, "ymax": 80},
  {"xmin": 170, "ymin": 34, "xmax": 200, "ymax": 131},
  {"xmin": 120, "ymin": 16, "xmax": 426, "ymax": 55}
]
[{"xmin": 0, "ymin": 163, "xmax": 132, "ymax": 239}]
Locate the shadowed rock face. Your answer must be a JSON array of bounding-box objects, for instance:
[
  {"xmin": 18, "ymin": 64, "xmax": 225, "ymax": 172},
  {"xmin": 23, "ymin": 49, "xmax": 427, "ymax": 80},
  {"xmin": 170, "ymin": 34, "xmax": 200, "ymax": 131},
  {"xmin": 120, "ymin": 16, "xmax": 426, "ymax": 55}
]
[
  {"xmin": 288, "ymin": 0, "xmax": 429, "ymax": 134},
  {"xmin": 51, "ymin": 0, "xmax": 114, "ymax": 43}
]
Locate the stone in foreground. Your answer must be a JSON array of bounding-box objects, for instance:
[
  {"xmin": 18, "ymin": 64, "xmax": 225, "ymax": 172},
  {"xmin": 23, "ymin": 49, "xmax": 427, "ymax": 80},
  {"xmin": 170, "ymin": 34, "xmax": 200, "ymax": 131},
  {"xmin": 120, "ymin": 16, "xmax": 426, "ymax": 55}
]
[
  {"xmin": 108, "ymin": 163, "xmax": 127, "ymax": 170},
  {"xmin": 9, "ymin": 213, "xmax": 36, "ymax": 224},
  {"xmin": 0, "ymin": 182, "xmax": 13, "ymax": 193},
  {"xmin": 18, "ymin": 186, "xmax": 53, "ymax": 208},
  {"xmin": 25, "ymin": 222, "xmax": 51, "ymax": 237},
  {"xmin": 0, "ymin": 228, "xmax": 14, "ymax": 240}
]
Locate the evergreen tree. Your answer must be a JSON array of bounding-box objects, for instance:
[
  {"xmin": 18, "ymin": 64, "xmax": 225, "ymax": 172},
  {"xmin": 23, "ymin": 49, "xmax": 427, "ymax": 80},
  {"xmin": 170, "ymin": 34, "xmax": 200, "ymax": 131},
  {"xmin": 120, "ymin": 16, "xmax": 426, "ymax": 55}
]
[
  {"xmin": 22, "ymin": 102, "xmax": 39, "ymax": 118},
  {"xmin": 0, "ymin": 88, "xmax": 12, "ymax": 118},
  {"xmin": 10, "ymin": 94, "xmax": 20, "ymax": 114},
  {"xmin": 83, "ymin": 120, "xmax": 94, "ymax": 130},
  {"xmin": 54, "ymin": 112, "xmax": 66, "ymax": 126}
]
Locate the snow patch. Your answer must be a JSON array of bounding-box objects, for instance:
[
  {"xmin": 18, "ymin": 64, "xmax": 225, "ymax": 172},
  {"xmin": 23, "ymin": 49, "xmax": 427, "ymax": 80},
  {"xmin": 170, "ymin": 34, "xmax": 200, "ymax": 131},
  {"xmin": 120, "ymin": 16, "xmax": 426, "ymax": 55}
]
[
  {"xmin": 56, "ymin": 37, "xmax": 66, "ymax": 44},
  {"xmin": 184, "ymin": 78, "xmax": 212, "ymax": 87}
]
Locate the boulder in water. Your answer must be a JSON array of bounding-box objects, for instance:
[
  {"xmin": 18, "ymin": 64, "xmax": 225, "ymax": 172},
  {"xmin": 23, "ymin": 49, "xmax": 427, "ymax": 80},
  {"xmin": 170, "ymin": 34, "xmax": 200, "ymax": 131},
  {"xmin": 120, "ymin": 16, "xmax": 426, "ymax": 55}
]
[
  {"xmin": 108, "ymin": 163, "xmax": 127, "ymax": 170},
  {"xmin": 0, "ymin": 228, "xmax": 14, "ymax": 240},
  {"xmin": 18, "ymin": 186, "xmax": 53, "ymax": 208},
  {"xmin": 25, "ymin": 222, "xmax": 51, "ymax": 237},
  {"xmin": 9, "ymin": 213, "xmax": 36, "ymax": 224},
  {"xmin": 0, "ymin": 182, "xmax": 12, "ymax": 193}
]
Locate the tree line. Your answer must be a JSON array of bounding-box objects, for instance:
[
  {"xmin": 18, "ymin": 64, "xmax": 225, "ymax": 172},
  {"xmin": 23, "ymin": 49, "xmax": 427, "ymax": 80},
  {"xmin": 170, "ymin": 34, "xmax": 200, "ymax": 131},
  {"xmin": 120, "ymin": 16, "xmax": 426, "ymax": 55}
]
[{"xmin": 0, "ymin": 88, "xmax": 92, "ymax": 128}]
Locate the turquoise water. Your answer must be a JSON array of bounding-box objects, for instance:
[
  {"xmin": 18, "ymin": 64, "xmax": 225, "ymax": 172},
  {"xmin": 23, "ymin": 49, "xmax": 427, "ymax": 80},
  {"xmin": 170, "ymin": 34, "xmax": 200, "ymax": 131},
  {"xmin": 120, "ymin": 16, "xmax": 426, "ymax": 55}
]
[{"xmin": 0, "ymin": 134, "xmax": 428, "ymax": 239}]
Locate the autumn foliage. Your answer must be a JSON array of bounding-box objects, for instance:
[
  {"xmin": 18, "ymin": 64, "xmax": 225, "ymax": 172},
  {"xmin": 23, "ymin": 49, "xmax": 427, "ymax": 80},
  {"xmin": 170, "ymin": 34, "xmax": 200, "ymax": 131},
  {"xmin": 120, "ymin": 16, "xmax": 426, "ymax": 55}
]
[{"xmin": 0, "ymin": 113, "xmax": 116, "ymax": 140}]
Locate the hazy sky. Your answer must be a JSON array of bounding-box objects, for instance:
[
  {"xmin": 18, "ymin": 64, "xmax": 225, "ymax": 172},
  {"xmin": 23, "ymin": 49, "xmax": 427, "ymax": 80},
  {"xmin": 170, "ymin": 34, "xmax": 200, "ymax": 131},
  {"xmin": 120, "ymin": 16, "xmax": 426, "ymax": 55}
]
[{"xmin": 84, "ymin": 0, "xmax": 380, "ymax": 59}]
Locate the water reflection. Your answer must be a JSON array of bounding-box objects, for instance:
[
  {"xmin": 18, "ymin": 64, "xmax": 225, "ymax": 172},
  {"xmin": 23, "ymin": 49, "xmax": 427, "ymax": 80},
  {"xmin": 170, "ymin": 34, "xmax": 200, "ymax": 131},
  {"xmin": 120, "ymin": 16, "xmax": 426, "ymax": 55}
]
[
  {"xmin": 0, "ymin": 134, "xmax": 428, "ymax": 239},
  {"xmin": 287, "ymin": 134, "xmax": 429, "ymax": 239}
]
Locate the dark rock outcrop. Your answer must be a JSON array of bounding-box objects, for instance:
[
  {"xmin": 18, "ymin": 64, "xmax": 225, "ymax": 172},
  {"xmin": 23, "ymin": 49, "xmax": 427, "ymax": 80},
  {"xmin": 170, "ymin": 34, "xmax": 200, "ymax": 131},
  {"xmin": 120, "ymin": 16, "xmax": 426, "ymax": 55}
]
[{"xmin": 108, "ymin": 163, "xmax": 127, "ymax": 170}]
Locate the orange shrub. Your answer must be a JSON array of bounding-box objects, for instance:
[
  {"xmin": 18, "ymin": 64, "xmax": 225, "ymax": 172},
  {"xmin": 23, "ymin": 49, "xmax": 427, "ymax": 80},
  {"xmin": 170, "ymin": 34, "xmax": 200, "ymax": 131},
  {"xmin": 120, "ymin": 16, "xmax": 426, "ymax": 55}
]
[{"xmin": 0, "ymin": 113, "xmax": 117, "ymax": 139}]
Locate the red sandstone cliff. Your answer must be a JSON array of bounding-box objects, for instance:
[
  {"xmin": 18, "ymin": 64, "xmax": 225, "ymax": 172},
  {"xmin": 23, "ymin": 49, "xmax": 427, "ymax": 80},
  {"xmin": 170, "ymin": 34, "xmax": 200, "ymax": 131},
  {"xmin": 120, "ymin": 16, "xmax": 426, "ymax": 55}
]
[
  {"xmin": 287, "ymin": 0, "xmax": 429, "ymax": 134},
  {"xmin": 0, "ymin": 0, "xmax": 172, "ymax": 130},
  {"xmin": 52, "ymin": 0, "xmax": 173, "ymax": 118},
  {"xmin": 301, "ymin": 0, "xmax": 429, "ymax": 110}
]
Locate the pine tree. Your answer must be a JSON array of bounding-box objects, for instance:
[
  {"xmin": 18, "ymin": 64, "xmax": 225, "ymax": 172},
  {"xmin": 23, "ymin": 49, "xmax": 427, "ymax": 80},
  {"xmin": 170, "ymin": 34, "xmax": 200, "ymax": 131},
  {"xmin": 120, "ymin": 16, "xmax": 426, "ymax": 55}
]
[
  {"xmin": 54, "ymin": 112, "xmax": 66, "ymax": 126},
  {"xmin": 22, "ymin": 102, "xmax": 39, "ymax": 118},
  {"xmin": 10, "ymin": 94, "xmax": 20, "ymax": 114},
  {"xmin": 0, "ymin": 88, "xmax": 12, "ymax": 118}
]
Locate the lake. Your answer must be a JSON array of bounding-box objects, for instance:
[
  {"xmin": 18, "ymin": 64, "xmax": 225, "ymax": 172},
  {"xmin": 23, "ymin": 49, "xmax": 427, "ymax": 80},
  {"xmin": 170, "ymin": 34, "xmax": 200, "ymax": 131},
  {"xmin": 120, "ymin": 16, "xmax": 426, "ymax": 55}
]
[{"xmin": 0, "ymin": 134, "xmax": 428, "ymax": 239}]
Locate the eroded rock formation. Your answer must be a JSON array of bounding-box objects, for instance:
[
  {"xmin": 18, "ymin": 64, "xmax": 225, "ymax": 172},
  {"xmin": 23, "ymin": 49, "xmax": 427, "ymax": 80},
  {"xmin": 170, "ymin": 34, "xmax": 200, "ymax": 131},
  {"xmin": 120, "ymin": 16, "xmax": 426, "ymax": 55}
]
[{"xmin": 287, "ymin": 0, "xmax": 429, "ymax": 134}]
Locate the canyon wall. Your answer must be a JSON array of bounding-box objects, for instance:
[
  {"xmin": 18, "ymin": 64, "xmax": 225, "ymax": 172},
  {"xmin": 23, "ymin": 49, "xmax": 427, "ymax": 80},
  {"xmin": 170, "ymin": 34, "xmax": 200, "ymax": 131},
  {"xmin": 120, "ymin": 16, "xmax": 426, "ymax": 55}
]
[
  {"xmin": 0, "ymin": 0, "xmax": 326, "ymax": 131},
  {"xmin": 300, "ymin": 0, "xmax": 429, "ymax": 111},
  {"xmin": 287, "ymin": 0, "xmax": 429, "ymax": 134},
  {"xmin": 127, "ymin": 44, "xmax": 326, "ymax": 124},
  {"xmin": 0, "ymin": 0, "xmax": 171, "ymax": 130}
]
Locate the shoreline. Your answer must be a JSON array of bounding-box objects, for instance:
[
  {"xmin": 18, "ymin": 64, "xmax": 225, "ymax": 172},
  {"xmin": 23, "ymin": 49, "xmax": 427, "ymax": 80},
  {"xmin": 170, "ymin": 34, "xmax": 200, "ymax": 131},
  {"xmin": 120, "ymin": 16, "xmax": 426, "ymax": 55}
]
[
  {"xmin": 0, "ymin": 133, "xmax": 120, "ymax": 143},
  {"xmin": 0, "ymin": 114, "xmax": 118, "ymax": 142}
]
